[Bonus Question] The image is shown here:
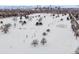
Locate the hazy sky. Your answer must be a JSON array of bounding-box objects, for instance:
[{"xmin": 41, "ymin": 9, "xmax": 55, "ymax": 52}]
[
  {"xmin": 0, "ymin": 0, "xmax": 78, "ymax": 9},
  {"xmin": 0, "ymin": 0, "xmax": 78, "ymax": 5}
]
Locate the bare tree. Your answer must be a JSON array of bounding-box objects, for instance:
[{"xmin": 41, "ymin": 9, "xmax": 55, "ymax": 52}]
[
  {"xmin": 0, "ymin": 21, "xmax": 3, "ymax": 24},
  {"xmin": 1, "ymin": 23, "xmax": 11, "ymax": 33},
  {"xmin": 31, "ymin": 40, "xmax": 38, "ymax": 47},
  {"xmin": 41, "ymin": 38, "xmax": 47, "ymax": 45},
  {"xmin": 22, "ymin": 21, "xmax": 26, "ymax": 25}
]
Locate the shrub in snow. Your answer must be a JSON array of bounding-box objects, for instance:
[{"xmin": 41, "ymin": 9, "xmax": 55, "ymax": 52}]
[
  {"xmin": 67, "ymin": 17, "xmax": 70, "ymax": 20},
  {"xmin": 24, "ymin": 15, "xmax": 29, "ymax": 19},
  {"xmin": 2, "ymin": 27, "xmax": 8, "ymax": 33},
  {"xmin": 22, "ymin": 21, "xmax": 26, "ymax": 25},
  {"xmin": 19, "ymin": 20, "xmax": 26, "ymax": 26},
  {"xmin": 19, "ymin": 20, "xmax": 22, "ymax": 23},
  {"xmin": 35, "ymin": 22, "xmax": 43, "ymax": 26},
  {"xmin": 60, "ymin": 18, "xmax": 63, "ymax": 21},
  {"xmin": 0, "ymin": 21, "xmax": 3, "ymax": 24},
  {"xmin": 38, "ymin": 15, "xmax": 40, "ymax": 17},
  {"xmin": 42, "ymin": 32, "xmax": 47, "ymax": 36},
  {"xmin": 69, "ymin": 15, "xmax": 73, "ymax": 19},
  {"xmin": 4, "ymin": 23, "xmax": 11, "ymax": 28},
  {"xmin": 46, "ymin": 29, "xmax": 50, "ymax": 32},
  {"xmin": 41, "ymin": 38, "xmax": 47, "ymax": 45},
  {"xmin": 44, "ymin": 16, "xmax": 46, "ymax": 18},
  {"xmin": 53, "ymin": 14, "xmax": 55, "ymax": 16},
  {"xmin": 31, "ymin": 40, "xmax": 38, "ymax": 47},
  {"xmin": 1, "ymin": 23, "xmax": 11, "ymax": 33}
]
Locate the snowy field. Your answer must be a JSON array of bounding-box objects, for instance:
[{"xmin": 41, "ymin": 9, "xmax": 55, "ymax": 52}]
[{"xmin": 0, "ymin": 13, "xmax": 78, "ymax": 54}]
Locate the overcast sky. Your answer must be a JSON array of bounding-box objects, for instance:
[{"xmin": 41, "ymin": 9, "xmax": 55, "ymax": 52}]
[
  {"xmin": 0, "ymin": 0, "xmax": 78, "ymax": 5},
  {"xmin": 0, "ymin": 0, "xmax": 78, "ymax": 9}
]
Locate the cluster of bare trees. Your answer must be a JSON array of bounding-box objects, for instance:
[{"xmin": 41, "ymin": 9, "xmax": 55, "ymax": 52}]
[
  {"xmin": 0, "ymin": 6, "xmax": 79, "ymax": 19},
  {"xmin": 70, "ymin": 13, "xmax": 79, "ymax": 39},
  {"xmin": 0, "ymin": 23, "xmax": 11, "ymax": 33},
  {"xmin": 31, "ymin": 38, "xmax": 47, "ymax": 47}
]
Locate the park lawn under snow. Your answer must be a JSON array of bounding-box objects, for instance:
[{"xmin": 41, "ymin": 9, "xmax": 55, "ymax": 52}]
[{"xmin": 0, "ymin": 13, "xmax": 78, "ymax": 54}]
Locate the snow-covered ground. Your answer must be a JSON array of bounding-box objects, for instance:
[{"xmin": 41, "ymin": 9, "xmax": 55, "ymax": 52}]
[{"xmin": 0, "ymin": 13, "xmax": 78, "ymax": 54}]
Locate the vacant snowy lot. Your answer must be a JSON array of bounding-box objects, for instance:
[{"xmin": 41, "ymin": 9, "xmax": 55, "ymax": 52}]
[{"xmin": 0, "ymin": 13, "xmax": 78, "ymax": 54}]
